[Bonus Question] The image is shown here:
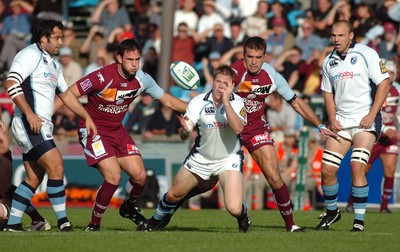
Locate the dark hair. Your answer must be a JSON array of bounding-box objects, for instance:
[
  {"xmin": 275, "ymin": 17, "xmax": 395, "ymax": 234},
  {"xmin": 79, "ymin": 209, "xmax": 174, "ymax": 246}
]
[
  {"xmin": 116, "ymin": 39, "xmax": 142, "ymax": 57},
  {"xmin": 244, "ymin": 36, "xmax": 266, "ymax": 55},
  {"xmin": 213, "ymin": 65, "xmax": 236, "ymax": 80},
  {"xmin": 32, "ymin": 19, "xmax": 64, "ymax": 43}
]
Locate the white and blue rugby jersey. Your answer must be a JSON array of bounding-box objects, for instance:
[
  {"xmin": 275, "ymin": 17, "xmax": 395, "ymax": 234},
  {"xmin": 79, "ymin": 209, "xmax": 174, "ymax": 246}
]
[
  {"xmin": 7, "ymin": 43, "xmax": 68, "ymax": 121},
  {"xmin": 321, "ymin": 42, "xmax": 390, "ymax": 118},
  {"xmin": 185, "ymin": 91, "xmax": 247, "ymax": 160}
]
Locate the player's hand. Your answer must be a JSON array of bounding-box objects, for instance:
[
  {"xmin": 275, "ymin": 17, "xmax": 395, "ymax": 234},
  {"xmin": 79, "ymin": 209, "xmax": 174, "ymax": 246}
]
[
  {"xmin": 221, "ymin": 81, "xmax": 234, "ymax": 105},
  {"xmin": 177, "ymin": 115, "xmax": 193, "ymax": 132},
  {"xmin": 85, "ymin": 117, "xmax": 97, "ymax": 138},
  {"xmin": 328, "ymin": 119, "xmax": 343, "ymax": 133},
  {"xmin": 319, "ymin": 124, "xmax": 341, "ymax": 142},
  {"xmin": 359, "ymin": 114, "xmax": 375, "ymax": 129},
  {"xmin": 26, "ymin": 114, "xmax": 44, "ymax": 134}
]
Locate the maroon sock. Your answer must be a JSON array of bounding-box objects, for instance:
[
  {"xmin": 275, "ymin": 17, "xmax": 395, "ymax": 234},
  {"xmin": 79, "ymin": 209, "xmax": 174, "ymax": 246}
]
[
  {"xmin": 381, "ymin": 176, "xmax": 394, "ymax": 211},
  {"xmin": 273, "ymin": 183, "xmax": 294, "ymax": 230},
  {"xmin": 126, "ymin": 179, "xmax": 144, "ymax": 207},
  {"xmin": 91, "ymin": 181, "xmax": 118, "ymax": 226},
  {"xmin": 347, "ymin": 194, "xmax": 354, "ymax": 206}
]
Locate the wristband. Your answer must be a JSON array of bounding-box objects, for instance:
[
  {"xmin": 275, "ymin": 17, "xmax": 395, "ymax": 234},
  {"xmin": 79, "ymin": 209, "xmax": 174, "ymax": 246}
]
[
  {"xmin": 182, "ymin": 129, "xmax": 190, "ymax": 137},
  {"xmin": 317, "ymin": 124, "xmax": 325, "ymax": 130}
]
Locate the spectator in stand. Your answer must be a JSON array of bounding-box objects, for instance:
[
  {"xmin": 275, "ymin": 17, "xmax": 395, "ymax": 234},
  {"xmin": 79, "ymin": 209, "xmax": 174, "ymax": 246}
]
[
  {"xmin": 266, "ymin": 92, "xmax": 298, "ymax": 137},
  {"xmin": 61, "ymin": 27, "xmax": 87, "ymax": 68},
  {"xmin": 52, "ymin": 105, "xmax": 80, "ymax": 154},
  {"xmin": 124, "ymin": 92, "xmax": 157, "ymax": 134},
  {"xmin": 310, "ymin": 0, "xmax": 333, "ymax": 47},
  {"xmin": 0, "ymin": 0, "xmax": 31, "ymax": 72},
  {"xmin": 143, "ymin": 103, "xmax": 180, "ymax": 139},
  {"xmin": 352, "ymin": 3, "xmax": 378, "ymax": 42},
  {"xmin": 229, "ymin": 19, "xmax": 246, "ymax": 47},
  {"xmin": 84, "ymin": 47, "xmax": 113, "ymax": 76},
  {"xmin": 80, "ymin": 25, "xmax": 107, "ymax": 67},
  {"xmin": 202, "ymin": 51, "xmax": 223, "ymax": 92},
  {"xmin": 172, "ymin": 22, "xmax": 196, "ymax": 64},
  {"xmin": 295, "ymin": 19, "xmax": 324, "ymax": 62},
  {"xmin": 32, "ymin": 0, "xmax": 65, "ymax": 24},
  {"xmin": 325, "ymin": 0, "xmax": 352, "ymax": 26},
  {"xmin": 59, "ymin": 47, "xmax": 83, "ymax": 87},
  {"xmin": 134, "ymin": 17, "xmax": 150, "ymax": 48},
  {"xmin": 274, "ymin": 46, "xmax": 304, "ymax": 90},
  {"xmin": 142, "ymin": 47, "xmax": 159, "ymax": 81},
  {"xmin": 266, "ymin": 17, "xmax": 295, "ymax": 60},
  {"xmin": 142, "ymin": 23, "xmax": 161, "ymax": 57},
  {"xmin": 91, "ymin": 0, "xmax": 132, "ymax": 38},
  {"xmin": 267, "ymin": 1, "xmax": 291, "ymax": 33},
  {"xmin": 173, "ymin": 0, "xmax": 198, "ymax": 37},
  {"xmin": 197, "ymin": 0, "xmax": 226, "ymax": 38},
  {"xmin": 241, "ymin": 0, "xmax": 268, "ymax": 39},
  {"xmin": 202, "ymin": 23, "xmax": 234, "ymax": 58},
  {"xmin": 379, "ymin": 22, "xmax": 398, "ymax": 60}
]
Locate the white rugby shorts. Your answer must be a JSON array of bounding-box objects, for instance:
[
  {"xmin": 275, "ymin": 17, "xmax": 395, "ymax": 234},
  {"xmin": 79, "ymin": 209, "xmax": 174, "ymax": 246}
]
[{"xmin": 183, "ymin": 152, "xmax": 243, "ymax": 180}]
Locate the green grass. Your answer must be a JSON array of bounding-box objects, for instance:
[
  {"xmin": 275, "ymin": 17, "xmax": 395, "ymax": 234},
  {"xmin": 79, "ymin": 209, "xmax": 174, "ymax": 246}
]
[{"xmin": 0, "ymin": 207, "xmax": 399, "ymax": 252}]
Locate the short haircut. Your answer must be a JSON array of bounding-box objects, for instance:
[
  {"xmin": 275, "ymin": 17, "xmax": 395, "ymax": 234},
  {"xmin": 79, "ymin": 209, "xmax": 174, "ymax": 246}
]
[
  {"xmin": 32, "ymin": 19, "xmax": 64, "ymax": 43},
  {"xmin": 117, "ymin": 39, "xmax": 142, "ymax": 57},
  {"xmin": 213, "ymin": 65, "xmax": 236, "ymax": 81},
  {"xmin": 244, "ymin": 36, "xmax": 266, "ymax": 55},
  {"xmin": 333, "ymin": 20, "xmax": 354, "ymax": 34}
]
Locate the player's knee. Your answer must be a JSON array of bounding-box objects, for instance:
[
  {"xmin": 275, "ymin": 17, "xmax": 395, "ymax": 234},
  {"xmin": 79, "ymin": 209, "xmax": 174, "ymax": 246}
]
[
  {"xmin": 225, "ymin": 201, "xmax": 242, "ymax": 217},
  {"xmin": 351, "ymin": 148, "xmax": 370, "ymax": 166},
  {"xmin": 166, "ymin": 189, "xmax": 185, "ymax": 203}
]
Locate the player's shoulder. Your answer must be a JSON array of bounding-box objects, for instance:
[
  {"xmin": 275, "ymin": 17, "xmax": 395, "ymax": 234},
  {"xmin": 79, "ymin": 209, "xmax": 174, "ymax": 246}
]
[
  {"xmin": 353, "ymin": 43, "xmax": 378, "ymax": 56},
  {"xmin": 17, "ymin": 44, "xmax": 41, "ymax": 60}
]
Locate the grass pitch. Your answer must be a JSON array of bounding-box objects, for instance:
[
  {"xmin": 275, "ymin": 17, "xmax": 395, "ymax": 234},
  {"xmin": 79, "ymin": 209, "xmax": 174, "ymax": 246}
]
[{"xmin": 0, "ymin": 207, "xmax": 398, "ymax": 252}]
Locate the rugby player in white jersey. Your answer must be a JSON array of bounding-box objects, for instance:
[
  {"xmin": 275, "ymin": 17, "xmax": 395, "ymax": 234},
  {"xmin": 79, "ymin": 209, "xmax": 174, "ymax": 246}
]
[
  {"xmin": 3, "ymin": 19, "xmax": 97, "ymax": 232},
  {"xmin": 316, "ymin": 20, "xmax": 391, "ymax": 232},
  {"xmin": 137, "ymin": 65, "xmax": 250, "ymax": 232}
]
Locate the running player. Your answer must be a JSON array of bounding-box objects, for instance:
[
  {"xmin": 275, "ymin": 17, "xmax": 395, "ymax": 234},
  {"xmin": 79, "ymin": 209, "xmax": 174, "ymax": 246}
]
[
  {"xmin": 3, "ymin": 19, "xmax": 97, "ymax": 232},
  {"xmin": 345, "ymin": 59, "xmax": 399, "ymax": 214},
  {"xmin": 315, "ymin": 20, "xmax": 391, "ymax": 232},
  {"xmin": 54, "ymin": 39, "xmax": 187, "ymax": 231}
]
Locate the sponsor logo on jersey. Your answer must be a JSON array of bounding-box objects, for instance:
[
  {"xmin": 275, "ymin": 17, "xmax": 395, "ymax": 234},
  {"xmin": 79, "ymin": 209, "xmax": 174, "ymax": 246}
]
[
  {"xmin": 121, "ymin": 83, "xmax": 128, "ymax": 87},
  {"xmin": 127, "ymin": 144, "xmax": 139, "ymax": 154},
  {"xmin": 98, "ymin": 104, "xmax": 129, "ymax": 114},
  {"xmin": 331, "ymin": 71, "xmax": 354, "ymax": 81},
  {"xmin": 252, "ymin": 85, "xmax": 272, "ymax": 94},
  {"xmin": 80, "ymin": 78, "xmax": 92, "ymax": 91},
  {"xmin": 43, "ymin": 57, "xmax": 48, "ymax": 64},
  {"xmin": 380, "ymin": 60, "xmax": 388, "ymax": 74},
  {"xmin": 101, "ymin": 88, "xmax": 117, "ymax": 101},
  {"xmin": 43, "ymin": 72, "xmax": 58, "ymax": 82},
  {"xmin": 351, "ymin": 56, "xmax": 357, "ymax": 65},
  {"xmin": 239, "ymin": 107, "xmax": 247, "ymax": 119},
  {"xmin": 116, "ymin": 90, "xmax": 138, "ymax": 100},
  {"xmin": 329, "ymin": 60, "xmax": 338, "ymax": 68},
  {"xmin": 251, "ymin": 133, "xmax": 272, "ymax": 145},
  {"xmin": 204, "ymin": 107, "xmax": 215, "ymax": 114},
  {"xmin": 244, "ymin": 99, "xmax": 263, "ymax": 113},
  {"xmin": 97, "ymin": 72, "xmax": 105, "ymax": 83},
  {"xmin": 203, "ymin": 121, "xmax": 227, "ymax": 129}
]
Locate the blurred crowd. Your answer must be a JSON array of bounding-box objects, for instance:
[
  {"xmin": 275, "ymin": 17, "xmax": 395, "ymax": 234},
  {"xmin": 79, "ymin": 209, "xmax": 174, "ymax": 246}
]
[{"xmin": 0, "ymin": 0, "xmax": 400, "ymax": 208}]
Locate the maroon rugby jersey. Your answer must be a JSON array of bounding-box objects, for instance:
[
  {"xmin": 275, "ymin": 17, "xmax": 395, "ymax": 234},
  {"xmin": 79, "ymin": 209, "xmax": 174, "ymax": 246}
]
[
  {"xmin": 75, "ymin": 63, "xmax": 164, "ymax": 130},
  {"xmin": 230, "ymin": 59, "xmax": 296, "ymax": 126},
  {"xmin": 382, "ymin": 85, "xmax": 400, "ymax": 127}
]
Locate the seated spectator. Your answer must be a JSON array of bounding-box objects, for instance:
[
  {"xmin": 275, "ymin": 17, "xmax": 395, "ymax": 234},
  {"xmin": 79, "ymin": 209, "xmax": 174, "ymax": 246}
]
[
  {"xmin": 84, "ymin": 47, "xmax": 113, "ymax": 76},
  {"xmin": 266, "ymin": 92, "xmax": 298, "ymax": 140},
  {"xmin": 0, "ymin": 1, "xmax": 31, "ymax": 72},
  {"xmin": 80, "ymin": 25, "xmax": 107, "ymax": 66},
  {"xmin": 124, "ymin": 92, "xmax": 158, "ymax": 134},
  {"xmin": 142, "ymin": 47, "xmax": 159, "ymax": 82},
  {"xmin": 143, "ymin": 103, "xmax": 180, "ymax": 139},
  {"xmin": 379, "ymin": 22, "xmax": 398, "ymax": 60},
  {"xmin": 241, "ymin": 0, "xmax": 269, "ymax": 39},
  {"xmin": 62, "ymin": 27, "xmax": 87, "ymax": 68},
  {"xmin": 52, "ymin": 106, "xmax": 80, "ymax": 154},
  {"xmin": 197, "ymin": 0, "xmax": 226, "ymax": 38},
  {"xmin": 352, "ymin": 3, "xmax": 378, "ymax": 42},
  {"xmin": 171, "ymin": 22, "xmax": 196, "ymax": 64},
  {"xmin": 295, "ymin": 19, "xmax": 324, "ymax": 62},
  {"xmin": 59, "ymin": 47, "xmax": 83, "ymax": 87},
  {"xmin": 266, "ymin": 17, "xmax": 295, "ymax": 60},
  {"xmin": 229, "ymin": 19, "xmax": 246, "ymax": 46},
  {"xmin": 91, "ymin": 0, "xmax": 132, "ymax": 38},
  {"xmin": 173, "ymin": 0, "xmax": 198, "ymax": 36}
]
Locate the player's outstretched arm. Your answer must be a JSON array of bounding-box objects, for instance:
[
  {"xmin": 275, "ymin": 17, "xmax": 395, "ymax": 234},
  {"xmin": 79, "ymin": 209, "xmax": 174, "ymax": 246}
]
[{"xmin": 158, "ymin": 93, "xmax": 188, "ymax": 113}]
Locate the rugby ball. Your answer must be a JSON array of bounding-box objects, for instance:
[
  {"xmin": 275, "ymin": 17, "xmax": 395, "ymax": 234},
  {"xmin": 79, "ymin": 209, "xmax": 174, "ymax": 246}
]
[{"xmin": 169, "ymin": 61, "xmax": 200, "ymax": 90}]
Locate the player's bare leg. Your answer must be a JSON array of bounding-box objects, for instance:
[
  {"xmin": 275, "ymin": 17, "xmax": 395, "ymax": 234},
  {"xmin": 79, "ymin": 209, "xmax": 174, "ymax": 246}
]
[{"xmin": 251, "ymin": 145, "xmax": 304, "ymax": 232}]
